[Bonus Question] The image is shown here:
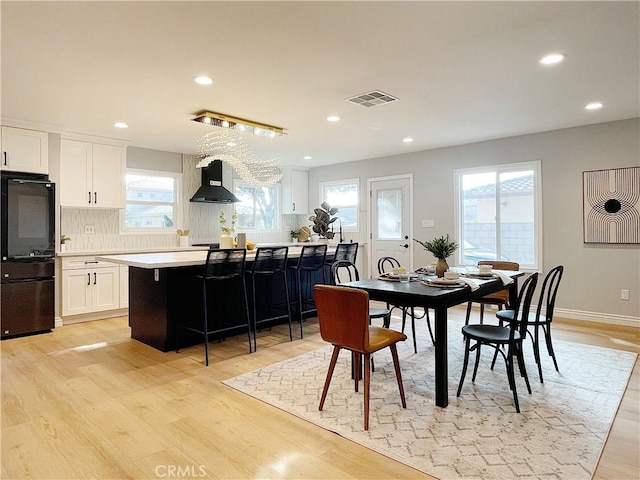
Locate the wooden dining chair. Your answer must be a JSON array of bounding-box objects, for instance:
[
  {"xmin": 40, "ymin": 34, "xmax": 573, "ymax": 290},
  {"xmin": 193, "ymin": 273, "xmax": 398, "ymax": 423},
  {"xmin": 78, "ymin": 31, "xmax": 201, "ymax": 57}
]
[
  {"xmin": 495, "ymin": 265, "xmax": 564, "ymax": 382},
  {"xmin": 313, "ymin": 284, "xmax": 407, "ymax": 430},
  {"xmin": 464, "ymin": 260, "xmax": 520, "ymax": 325},
  {"xmin": 457, "ymin": 272, "xmax": 538, "ymax": 413}
]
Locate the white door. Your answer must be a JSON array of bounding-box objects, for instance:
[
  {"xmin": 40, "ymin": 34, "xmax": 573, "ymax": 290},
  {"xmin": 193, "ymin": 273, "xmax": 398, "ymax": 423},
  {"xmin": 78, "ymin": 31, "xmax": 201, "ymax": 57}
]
[
  {"xmin": 369, "ymin": 176, "xmax": 413, "ymax": 274},
  {"xmin": 61, "ymin": 269, "xmax": 92, "ymax": 316},
  {"xmin": 92, "ymin": 144, "xmax": 125, "ymax": 208},
  {"xmin": 60, "ymin": 140, "xmax": 92, "ymax": 207}
]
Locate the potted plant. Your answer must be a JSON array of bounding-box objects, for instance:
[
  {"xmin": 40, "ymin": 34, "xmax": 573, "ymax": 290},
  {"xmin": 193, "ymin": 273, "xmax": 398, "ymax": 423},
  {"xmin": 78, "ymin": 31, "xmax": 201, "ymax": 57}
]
[
  {"xmin": 414, "ymin": 234, "xmax": 459, "ymax": 277},
  {"xmin": 309, "ymin": 201, "xmax": 339, "ymax": 242},
  {"xmin": 290, "ymin": 229, "xmax": 300, "ymax": 242},
  {"xmin": 219, "ymin": 210, "xmax": 237, "ymax": 249},
  {"xmin": 60, "ymin": 234, "xmax": 71, "ymax": 253}
]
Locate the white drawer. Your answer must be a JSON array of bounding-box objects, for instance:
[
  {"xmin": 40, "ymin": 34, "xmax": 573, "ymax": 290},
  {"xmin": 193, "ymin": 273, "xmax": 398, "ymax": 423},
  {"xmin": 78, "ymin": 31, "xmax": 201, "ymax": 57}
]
[{"xmin": 61, "ymin": 256, "xmax": 116, "ymax": 270}]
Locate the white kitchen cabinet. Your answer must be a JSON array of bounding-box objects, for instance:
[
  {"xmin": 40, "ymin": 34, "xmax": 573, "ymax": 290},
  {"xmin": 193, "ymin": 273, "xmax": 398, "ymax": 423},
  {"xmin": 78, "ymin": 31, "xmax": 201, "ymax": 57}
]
[
  {"xmin": 61, "ymin": 257, "xmax": 120, "ymax": 317},
  {"xmin": 60, "ymin": 139, "xmax": 125, "ymax": 208},
  {"xmin": 1, "ymin": 126, "xmax": 49, "ymax": 174},
  {"xmin": 119, "ymin": 265, "xmax": 129, "ymax": 308},
  {"xmin": 282, "ymin": 168, "xmax": 309, "ymax": 214}
]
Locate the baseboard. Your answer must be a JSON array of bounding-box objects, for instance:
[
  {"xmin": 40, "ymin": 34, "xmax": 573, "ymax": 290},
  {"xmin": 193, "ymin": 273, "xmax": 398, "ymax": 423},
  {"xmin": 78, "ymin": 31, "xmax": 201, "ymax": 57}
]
[{"xmin": 553, "ymin": 308, "xmax": 639, "ymax": 328}]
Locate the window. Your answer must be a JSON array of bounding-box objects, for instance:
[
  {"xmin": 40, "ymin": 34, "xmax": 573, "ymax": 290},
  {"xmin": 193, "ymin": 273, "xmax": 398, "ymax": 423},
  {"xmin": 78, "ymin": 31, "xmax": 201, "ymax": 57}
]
[
  {"xmin": 122, "ymin": 169, "xmax": 181, "ymax": 233},
  {"xmin": 454, "ymin": 161, "xmax": 541, "ymax": 269},
  {"xmin": 234, "ymin": 181, "xmax": 280, "ymax": 231},
  {"xmin": 320, "ymin": 179, "xmax": 359, "ymax": 231}
]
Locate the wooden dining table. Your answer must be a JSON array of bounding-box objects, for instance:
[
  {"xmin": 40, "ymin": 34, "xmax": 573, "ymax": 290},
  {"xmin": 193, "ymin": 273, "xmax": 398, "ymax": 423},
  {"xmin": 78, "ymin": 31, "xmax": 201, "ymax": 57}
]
[{"xmin": 341, "ymin": 270, "xmax": 523, "ymax": 408}]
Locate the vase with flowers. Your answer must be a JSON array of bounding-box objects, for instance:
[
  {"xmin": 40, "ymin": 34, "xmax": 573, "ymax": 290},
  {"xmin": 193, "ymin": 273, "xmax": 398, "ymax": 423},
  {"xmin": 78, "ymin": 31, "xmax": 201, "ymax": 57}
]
[
  {"xmin": 413, "ymin": 234, "xmax": 459, "ymax": 277},
  {"xmin": 219, "ymin": 210, "xmax": 237, "ymax": 249},
  {"xmin": 309, "ymin": 201, "xmax": 339, "ymax": 243}
]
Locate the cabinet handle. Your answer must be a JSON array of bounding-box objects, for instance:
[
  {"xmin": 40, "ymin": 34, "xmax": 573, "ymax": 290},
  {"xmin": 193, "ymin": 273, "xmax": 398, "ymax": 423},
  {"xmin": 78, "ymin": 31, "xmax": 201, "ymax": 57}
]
[
  {"xmin": 292, "ymin": 202, "xmax": 296, "ymax": 212},
  {"xmin": 88, "ymin": 192, "xmax": 92, "ymax": 204},
  {"xmin": 2, "ymin": 152, "xmax": 7, "ymax": 166},
  {"xmin": 93, "ymin": 272, "xmax": 97, "ymax": 285},
  {"xmin": 87, "ymin": 273, "xmax": 91, "ymax": 286},
  {"xmin": 94, "ymin": 192, "xmax": 97, "ymax": 204}
]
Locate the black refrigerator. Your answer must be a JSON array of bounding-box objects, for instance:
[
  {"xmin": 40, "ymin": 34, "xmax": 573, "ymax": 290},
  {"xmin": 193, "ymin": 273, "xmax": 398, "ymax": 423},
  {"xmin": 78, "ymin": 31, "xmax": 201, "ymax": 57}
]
[{"xmin": 1, "ymin": 171, "xmax": 55, "ymax": 338}]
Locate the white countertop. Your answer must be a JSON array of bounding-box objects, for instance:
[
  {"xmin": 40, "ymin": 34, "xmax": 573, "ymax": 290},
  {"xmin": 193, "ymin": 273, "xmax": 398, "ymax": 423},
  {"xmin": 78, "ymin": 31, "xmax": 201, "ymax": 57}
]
[{"xmin": 97, "ymin": 244, "xmax": 336, "ymax": 269}]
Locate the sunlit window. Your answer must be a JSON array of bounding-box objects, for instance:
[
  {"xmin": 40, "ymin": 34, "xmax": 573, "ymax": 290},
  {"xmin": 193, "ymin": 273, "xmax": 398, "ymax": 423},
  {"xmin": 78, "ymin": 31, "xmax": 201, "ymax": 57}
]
[
  {"xmin": 234, "ymin": 181, "xmax": 280, "ymax": 231},
  {"xmin": 121, "ymin": 169, "xmax": 181, "ymax": 233},
  {"xmin": 320, "ymin": 179, "xmax": 359, "ymax": 231},
  {"xmin": 454, "ymin": 162, "xmax": 541, "ymax": 269}
]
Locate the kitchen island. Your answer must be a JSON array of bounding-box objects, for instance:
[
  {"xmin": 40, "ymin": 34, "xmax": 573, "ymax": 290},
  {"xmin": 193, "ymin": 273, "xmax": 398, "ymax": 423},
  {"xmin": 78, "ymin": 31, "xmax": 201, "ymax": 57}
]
[{"xmin": 98, "ymin": 246, "xmax": 335, "ymax": 352}]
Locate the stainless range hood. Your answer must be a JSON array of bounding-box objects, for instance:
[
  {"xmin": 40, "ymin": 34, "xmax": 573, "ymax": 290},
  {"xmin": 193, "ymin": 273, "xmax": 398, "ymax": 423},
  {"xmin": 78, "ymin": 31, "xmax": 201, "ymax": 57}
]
[{"xmin": 190, "ymin": 160, "xmax": 239, "ymax": 203}]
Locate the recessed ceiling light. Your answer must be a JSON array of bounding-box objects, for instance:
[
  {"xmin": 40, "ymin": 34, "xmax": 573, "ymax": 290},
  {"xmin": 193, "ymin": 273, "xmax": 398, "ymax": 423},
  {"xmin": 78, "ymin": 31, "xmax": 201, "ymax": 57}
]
[
  {"xmin": 113, "ymin": 122, "xmax": 128, "ymax": 129},
  {"xmin": 327, "ymin": 115, "xmax": 340, "ymax": 122},
  {"xmin": 585, "ymin": 102, "xmax": 604, "ymax": 110},
  {"xmin": 303, "ymin": 155, "xmax": 312, "ymax": 160},
  {"xmin": 402, "ymin": 137, "xmax": 414, "ymax": 143},
  {"xmin": 194, "ymin": 76, "xmax": 213, "ymax": 85},
  {"xmin": 540, "ymin": 53, "xmax": 566, "ymax": 65}
]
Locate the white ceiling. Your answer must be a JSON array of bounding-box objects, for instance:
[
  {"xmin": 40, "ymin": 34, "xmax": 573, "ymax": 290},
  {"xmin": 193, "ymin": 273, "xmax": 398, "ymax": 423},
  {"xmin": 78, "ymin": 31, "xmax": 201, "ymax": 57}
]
[{"xmin": 2, "ymin": 1, "xmax": 638, "ymax": 168}]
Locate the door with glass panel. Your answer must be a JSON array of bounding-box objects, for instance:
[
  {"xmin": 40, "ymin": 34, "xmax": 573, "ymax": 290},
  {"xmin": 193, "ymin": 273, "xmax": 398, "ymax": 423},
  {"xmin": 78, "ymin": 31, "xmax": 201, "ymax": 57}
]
[{"xmin": 369, "ymin": 176, "xmax": 413, "ymax": 274}]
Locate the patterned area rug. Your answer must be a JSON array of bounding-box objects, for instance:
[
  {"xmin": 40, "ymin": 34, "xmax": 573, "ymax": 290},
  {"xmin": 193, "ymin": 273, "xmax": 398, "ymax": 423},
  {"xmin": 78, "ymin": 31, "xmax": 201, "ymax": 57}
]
[{"xmin": 223, "ymin": 321, "xmax": 636, "ymax": 479}]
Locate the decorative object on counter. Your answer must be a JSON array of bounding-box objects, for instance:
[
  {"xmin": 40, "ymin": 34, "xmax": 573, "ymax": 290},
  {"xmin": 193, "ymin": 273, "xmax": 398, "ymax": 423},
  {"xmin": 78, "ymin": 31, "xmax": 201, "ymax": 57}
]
[
  {"xmin": 297, "ymin": 226, "xmax": 312, "ymax": 243},
  {"xmin": 236, "ymin": 233, "xmax": 246, "ymax": 249},
  {"xmin": 309, "ymin": 201, "xmax": 339, "ymax": 242},
  {"xmin": 219, "ymin": 211, "xmax": 237, "ymax": 249},
  {"xmin": 177, "ymin": 229, "xmax": 190, "ymax": 248},
  {"xmin": 60, "ymin": 234, "xmax": 71, "ymax": 253},
  {"xmin": 290, "ymin": 229, "xmax": 300, "ymax": 242},
  {"xmin": 414, "ymin": 234, "xmax": 459, "ymax": 277}
]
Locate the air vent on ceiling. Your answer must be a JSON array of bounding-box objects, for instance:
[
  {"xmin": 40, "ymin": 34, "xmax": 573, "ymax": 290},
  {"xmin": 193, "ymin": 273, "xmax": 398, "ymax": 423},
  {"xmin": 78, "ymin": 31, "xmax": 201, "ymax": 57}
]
[{"xmin": 346, "ymin": 90, "xmax": 398, "ymax": 107}]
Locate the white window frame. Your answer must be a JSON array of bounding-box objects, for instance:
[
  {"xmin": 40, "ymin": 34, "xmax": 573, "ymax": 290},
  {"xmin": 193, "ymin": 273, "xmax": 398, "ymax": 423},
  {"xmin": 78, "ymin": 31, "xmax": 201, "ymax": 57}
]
[
  {"xmin": 233, "ymin": 180, "xmax": 281, "ymax": 232},
  {"xmin": 319, "ymin": 178, "xmax": 360, "ymax": 232},
  {"xmin": 454, "ymin": 161, "xmax": 542, "ymax": 270},
  {"xmin": 120, "ymin": 168, "xmax": 182, "ymax": 234}
]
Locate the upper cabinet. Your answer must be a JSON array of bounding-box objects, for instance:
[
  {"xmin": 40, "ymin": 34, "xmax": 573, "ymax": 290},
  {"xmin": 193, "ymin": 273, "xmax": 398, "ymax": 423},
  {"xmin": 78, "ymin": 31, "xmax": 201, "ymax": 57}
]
[
  {"xmin": 282, "ymin": 168, "xmax": 309, "ymax": 214},
  {"xmin": 60, "ymin": 139, "xmax": 125, "ymax": 208},
  {"xmin": 1, "ymin": 126, "xmax": 49, "ymax": 174}
]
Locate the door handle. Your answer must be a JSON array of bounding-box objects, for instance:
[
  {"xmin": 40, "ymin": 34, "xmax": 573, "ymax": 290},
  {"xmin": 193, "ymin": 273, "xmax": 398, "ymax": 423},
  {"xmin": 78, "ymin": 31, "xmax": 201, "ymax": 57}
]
[
  {"xmin": 400, "ymin": 244, "xmax": 409, "ymax": 248},
  {"xmin": 93, "ymin": 272, "xmax": 97, "ymax": 285},
  {"xmin": 3, "ymin": 152, "xmax": 7, "ymax": 166},
  {"xmin": 87, "ymin": 273, "xmax": 91, "ymax": 285},
  {"xmin": 94, "ymin": 192, "xmax": 97, "ymax": 204},
  {"xmin": 292, "ymin": 202, "xmax": 296, "ymax": 212},
  {"xmin": 88, "ymin": 192, "xmax": 92, "ymax": 204}
]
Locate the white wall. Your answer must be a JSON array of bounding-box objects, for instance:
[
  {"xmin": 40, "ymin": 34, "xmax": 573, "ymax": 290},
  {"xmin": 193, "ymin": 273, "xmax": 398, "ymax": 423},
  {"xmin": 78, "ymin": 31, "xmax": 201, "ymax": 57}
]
[{"xmin": 308, "ymin": 118, "xmax": 640, "ymax": 324}]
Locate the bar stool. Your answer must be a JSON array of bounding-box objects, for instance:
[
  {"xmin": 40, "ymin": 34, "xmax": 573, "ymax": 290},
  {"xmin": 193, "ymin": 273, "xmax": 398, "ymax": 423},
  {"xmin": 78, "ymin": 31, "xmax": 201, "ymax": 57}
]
[
  {"xmin": 290, "ymin": 244, "xmax": 327, "ymax": 338},
  {"xmin": 176, "ymin": 248, "xmax": 251, "ymax": 366},
  {"xmin": 326, "ymin": 242, "xmax": 358, "ymax": 283},
  {"xmin": 248, "ymin": 246, "xmax": 293, "ymax": 351}
]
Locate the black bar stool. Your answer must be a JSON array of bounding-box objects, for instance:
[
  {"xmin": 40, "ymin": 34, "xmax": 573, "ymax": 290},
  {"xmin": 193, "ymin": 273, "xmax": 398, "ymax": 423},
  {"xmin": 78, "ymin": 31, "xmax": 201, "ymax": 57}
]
[
  {"xmin": 176, "ymin": 248, "xmax": 251, "ymax": 366},
  {"xmin": 248, "ymin": 246, "xmax": 293, "ymax": 351},
  {"xmin": 290, "ymin": 244, "xmax": 327, "ymax": 338}
]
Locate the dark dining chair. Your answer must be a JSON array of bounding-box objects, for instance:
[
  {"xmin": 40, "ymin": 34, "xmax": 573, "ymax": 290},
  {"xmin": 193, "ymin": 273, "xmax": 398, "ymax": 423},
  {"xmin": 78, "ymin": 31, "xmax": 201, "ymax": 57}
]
[
  {"xmin": 176, "ymin": 248, "xmax": 252, "ymax": 366},
  {"xmin": 248, "ymin": 246, "xmax": 293, "ymax": 351},
  {"xmin": 457, "ymin": 272, "xmax": 539, "ymax": 413},
  {"xmin": 332, "ymin": 260, "xmax": 391, "ymax": 327},
  {"xmin": 377, "ymin": 256, "xmax": 434, "ymax": 352},
  {"xmin": 326, "ymin": 242, "xmax": 358, "ymax": 283},
  {"xmin": 313, "ymin": 284, "xmax": 407, "ymax": 430},
  {"xmin": 464, "ymin": 260, "xmax": 520, "ymax": 325},
  {"xmin": 289, "ymin": 244, "xmax": 327, "ymax": 338},
  {"xmin": 495, "ymin": 265, "xmax": 564, "ymax": 382}
]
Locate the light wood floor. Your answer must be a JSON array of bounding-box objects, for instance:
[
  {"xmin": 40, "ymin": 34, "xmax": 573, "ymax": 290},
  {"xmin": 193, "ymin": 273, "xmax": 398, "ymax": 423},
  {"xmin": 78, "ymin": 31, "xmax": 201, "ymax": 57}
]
[{"xmin": 1, "ymin": 307, "xmax": 638, "ymax": 479}]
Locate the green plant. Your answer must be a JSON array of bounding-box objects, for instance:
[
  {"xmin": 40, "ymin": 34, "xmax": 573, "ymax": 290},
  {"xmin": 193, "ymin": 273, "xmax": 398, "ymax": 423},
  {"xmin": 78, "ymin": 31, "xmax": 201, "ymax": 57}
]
[
  {"xmin": 290, "ymin": 229, "xmax": 300, "ymax": 239},
  {"xmin": 219, "ymin": 211, "xmax": 237, "ymax": 235},
  {"xmin": 309, "ymin": 201, "xmax": 339, "ymax": 239},
  {"xmin": 414, "ymin": 234, "xmax": 458, "ymax": 260},
  {"xmin": 60, "ymin": 234, "xmax": 71, "ymax": 244}
]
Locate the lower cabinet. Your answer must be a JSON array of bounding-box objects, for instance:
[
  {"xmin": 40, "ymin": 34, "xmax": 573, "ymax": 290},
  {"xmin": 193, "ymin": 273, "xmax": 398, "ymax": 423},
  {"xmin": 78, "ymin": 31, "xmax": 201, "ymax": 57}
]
[
  {"xmin": 61, "ymin": 257, "xmax": 120, "ymax": 317},
  {"xmin": 119, "ymin": 265, "xmax": 129, "ymax": 309}
]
